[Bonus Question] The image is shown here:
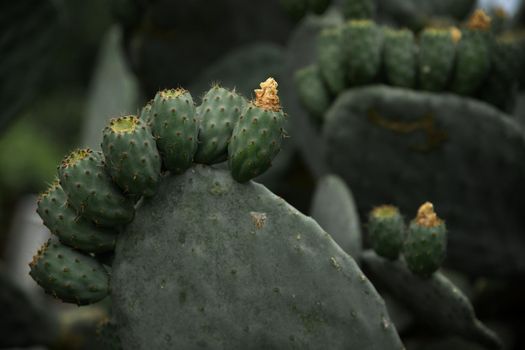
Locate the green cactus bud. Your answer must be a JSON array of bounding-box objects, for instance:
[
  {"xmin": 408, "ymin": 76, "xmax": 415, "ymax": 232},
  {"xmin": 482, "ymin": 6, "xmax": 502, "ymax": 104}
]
[
  {"xmin": 383, "ymin": 28, "xmax": 417, "ymax": 88},
  {"xmin": 479, "ymin": 34, "xmax": 521, "ymax": 112},
  {"xmin": 36, "ymin": 179, "xmax": 117, "ymax": 253},
  {"xmin": 418, "ymin": 28, "xmax": 456, "ymax": 91},
  {"xmin": 58, "ymin": 149, "xmax": 135, "ymax": 227},
  {"xmin": 194, "ymin": 86, "xmax": 247, "ymax": 164},
  {"xmin": 228, "ymin": 78, "xmax": 286, "ymax": 182},
  {"xmin": 403, "ymin": 202, "xmax": 447, "ymax": 278},
  {"xmin": 341, "ymin": 0, "xmax": 375, "ymax": 19},
  {"xmin": 101, "ymin": 116, "xmax": 161, "ymax": 198},
  {"xmin": 342, "ymin": 20, "xmax": 383, "ymax": 86},
  {"xmin": 294, "ymin": 65, "xmax": 331, "ymax": 123},
  {"xmin": 450, "ymin": 10, "xmax": 492, "ymax": 95},
  {"xmin": 317, "ymin": 27, "xmax": 347, "ymax": 95},
  {"xmin": 368, "ymin": 205, "xmax": 405, "ymax": 260},
  {"xmin": 150, "ymin": 88, "xmax": 199, "ymax": 174},
  {"xmin": 29, "ymin": 238, "xmax": 109, "ymax": 305}
]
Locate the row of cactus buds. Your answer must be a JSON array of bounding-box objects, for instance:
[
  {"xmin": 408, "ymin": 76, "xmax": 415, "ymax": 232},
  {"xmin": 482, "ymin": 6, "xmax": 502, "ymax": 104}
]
[
  {"xmin": 30, "ymin": 78, "xmax": 287, "ymax": 304},
  {"xmin": 368, "ymin": 202, "xmax": 447, "ymax": 278},
  {"xmin": 296, "ymin": 9, "xmax": 522, "ymax": 119}
]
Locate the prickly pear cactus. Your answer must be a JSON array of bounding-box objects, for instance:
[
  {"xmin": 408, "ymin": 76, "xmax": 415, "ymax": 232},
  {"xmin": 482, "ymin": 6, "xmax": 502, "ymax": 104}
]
[
  {"xmin": 323, "ymin": 85, "xmax": 525, "ymax": 277},
  {"xmin": 310, "ymin": 175, "xmax": 362, "ymax": 259},
  {"xmin": 362, "ymin": 250, "xmax": 502, "ymax": 349},
  {"xmin": 112, "ymin": 165, "xmax": 403, "ymax": 349}
]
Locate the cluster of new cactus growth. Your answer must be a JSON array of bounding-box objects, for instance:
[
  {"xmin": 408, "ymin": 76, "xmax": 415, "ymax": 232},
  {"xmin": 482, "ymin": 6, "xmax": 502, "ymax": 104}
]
[
  {"xmin": 279, "ymin": 0, "xmax": 331, "ymax": 21},
  {"xmin": 368, "ymin": 202, "xmax": 447, "ymax": 277},
  {"xmin": 294, "ymin": 9, "xmax": 524, "ymax": 119},
  {"xmin": 30, "ymin": 77, "xmax": 287, "ymax": 305},
  {"xmin": 341, "ymin": 0, "xmax": 375, "ymax": 20}
]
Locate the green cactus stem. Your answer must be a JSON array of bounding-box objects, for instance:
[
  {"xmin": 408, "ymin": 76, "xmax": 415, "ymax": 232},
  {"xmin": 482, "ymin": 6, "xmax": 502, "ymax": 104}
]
[
  {"xmin": 58, "ymin": 149, "xmax": 134, "ymax": 227},
  {"xmin": 403, "ymin": 202, "xmax": 447, "ymax": 277},
  {"xmin": 29, "ymin": 238, "xmax": 109, "ymax": 305},
  {"xmin": 368, "ymin": 205, "xmax": 405, "ymax": 260},
  {"xmin": 150, "ymin": 88, "xmax": 199, "ymax": 174},
  {"xmin": 228, "ymin": 78, "xmax": 286, "ymax": 182},
  {"xmin": 101, "ymin": 115, "xmax": 161, "ymax": 198},
  {"xmin": 37, "ymin": 179, "xmax": 117, "ymax": 253}
]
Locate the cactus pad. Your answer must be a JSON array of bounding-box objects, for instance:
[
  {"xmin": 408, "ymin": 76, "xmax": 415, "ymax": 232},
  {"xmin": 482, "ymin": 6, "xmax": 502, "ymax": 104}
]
[
  {"xmin": 102, "ymin": 116, "xmax": 161, "ymax": 197},
  {"xmin": 37, "ymin": 180, "xmax": 117, "ymax": 253},
  {"xmin": 112, "ymin": 165, "xmax": 403, "ymax": 349},
  {"xmin": 29, "ymin": 238, "xmax": 109, "ymax": 305},
  {"xmin": 58, "ymin": 149, "xmax": 135, "ymax": 227}
]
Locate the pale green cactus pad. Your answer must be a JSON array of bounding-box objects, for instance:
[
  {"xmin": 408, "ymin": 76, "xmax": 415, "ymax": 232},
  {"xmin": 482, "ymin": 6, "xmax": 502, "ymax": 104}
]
[{"xmin": 112, "ymin": 165, "xmax": 403, "ymax": 349}]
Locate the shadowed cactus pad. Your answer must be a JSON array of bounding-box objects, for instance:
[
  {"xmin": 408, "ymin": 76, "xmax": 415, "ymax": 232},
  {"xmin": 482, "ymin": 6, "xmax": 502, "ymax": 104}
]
[
  {"xmin": 58, "ymin": 149, "xmax": 135, "ymax": 227},
  {"xmin": 37, "ymin": 180, "xmax": 117, "ymax": 253},
  {"xmin": 228, "ymin": 78, "xmax": 286, "ymax": 182},
  {"xmin": 150, "ymin": 89, "xmax": 199, "ymax": 174},
  {"xmin": 194, "ymin": 85, "xmax": 247, "ymax": 164},
  {"xmin": 383, "ymin": 29, "xmax": 416, "ymax": 88},
  {"xmin": 112, "ymin": 165, "xmax": 403, "ymax": 349},
  {"xmin": 29, "ymin": 238, "xmax": 109, "ymax": 305},
  {"xmin": 322, "ymin": 85, "xmax": 525, "ymax": 277},
  {"xmin": 316, "ymin": 27, "xmax": 347, "ymax": 95},
  {"xmin": 102, "ymin": 116, "xmax": 161, "ymax": 198},
  {"xmin": 294, "ymin": 65, "xmax": 331, "ymax": 122}
]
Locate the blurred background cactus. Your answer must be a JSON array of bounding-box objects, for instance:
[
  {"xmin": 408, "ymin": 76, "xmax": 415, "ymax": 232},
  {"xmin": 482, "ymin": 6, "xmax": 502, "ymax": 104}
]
[{"xmin": 1, "ymin": 0, "xmax": 525, "ymax": 349}]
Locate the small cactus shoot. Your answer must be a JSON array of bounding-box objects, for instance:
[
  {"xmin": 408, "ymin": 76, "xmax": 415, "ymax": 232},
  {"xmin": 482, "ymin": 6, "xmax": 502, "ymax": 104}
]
[
  {"xmin": 29, "ymin": 238, "xmax": 110, "ymax": 305},
  {"xmin": 58, "ymin": 149, "xmax": 135, "ymax": 227},
  {"xmin": 404, "ymin": 202, "xmax": 447, "ymax": 278},
  {"xmin": 228, "ymin": 78, "xmax": 286, "ymax": 182},
  {"xmin": 101, "ymin": 115, "xmax": 161, "ymax": 198},
  {"xmin": 368, "ymin": 205, "xmax": 405, "ymax": 260}
]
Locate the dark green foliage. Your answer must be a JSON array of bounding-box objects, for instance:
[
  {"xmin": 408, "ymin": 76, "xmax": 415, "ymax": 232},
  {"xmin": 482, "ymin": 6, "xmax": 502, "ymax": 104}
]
[
  {"xmin": 58, "ymin": 149, "xmax": 135, "ymax": 227},
  {"xmin": 194, "ymin": 86, "xmax": 247, "ymax": 164},
  {"xmin": 150, "ymin": 89, "xmax": 199, "ymax": 174},
  {"xmin": 101, "ymin": 116, "xmax": 161, "ymax": 197},
  {"xmin": 29, "ymin": 238, "xmax": 109, "ymax": 305},
  {"xmin": 342, "ymin": 0, "xmax": 375, "ymax": 19},
  {"xmin": 112, "ymin": 165, "xmax": 403, "ymax": 349},
  {"xmin": 383, "ymin": 28, "xmax": 416, "ymax": 88},
  {"xmin": 368, "ymin": 205, "xmax": 405, "ymax": 260},
  {"xmin": 418, "ymin": 28, "xmax": 456, "ymax": 91},
  {"xmin": 317, "ymin": 27, "xmax": 347, "ymax": 94},
  {"xmin": 294, "ymin": 65, "xmax": 331, "ymax": 122},
  {"xmin": 37, "ymin": 180, "xmax": 117, "ymax": 253},
  {"xmin": 403, "ymin": 202, "xmax": 447, "ymax": 277},
  {"xmin": 279, "ymin": 0, "xmax": 308, "ymax": 20},
  {"xmin": 342, "ymin": 20, "xmax": 383, "ymax": 85}
]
